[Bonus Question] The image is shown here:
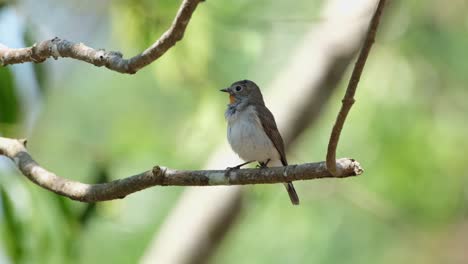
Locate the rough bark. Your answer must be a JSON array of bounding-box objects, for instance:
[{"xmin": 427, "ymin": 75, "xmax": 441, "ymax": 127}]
[
  {"xmin": 0, "ymin": 137, "xmax": 362, "ymax": 202},
  {"xmin": 0, "ymin": 0, "xmax": 203, "ymax": 74}
]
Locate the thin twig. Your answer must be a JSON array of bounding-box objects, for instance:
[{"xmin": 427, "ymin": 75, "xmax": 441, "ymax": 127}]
[
  {"xmin": 0, "ymin": 137, "xmax": 363, "ymax": 202},
  {"xmin": 326, "ymin": 0, "xmax": 386, "ymax": 175},
  {"xmin": 0, "ymin": 0, "xmax": 203, "ymax": 74}
]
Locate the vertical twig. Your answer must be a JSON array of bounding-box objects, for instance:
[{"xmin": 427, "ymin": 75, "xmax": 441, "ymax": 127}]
[{"xmin": 326, "ymin": 0, "xmax": 387, "ymax": 175}]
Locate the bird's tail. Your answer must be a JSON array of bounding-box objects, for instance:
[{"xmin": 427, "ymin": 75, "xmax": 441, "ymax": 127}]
[{"xmin": 284, "ymin": 182, "xmax": 300, "ymax": 205}]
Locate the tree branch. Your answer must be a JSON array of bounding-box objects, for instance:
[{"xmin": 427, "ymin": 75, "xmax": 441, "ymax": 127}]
[
  {"xmin": 0, "ymin": 0, "xmax": 203, "ymax": 74},
  {"xmin": 0, "ymin": 137, "xmax": 362, "ymax": 203},
  {"xmin": 326, "ymin": 0, "xmax": 386, "ymax": 175}
]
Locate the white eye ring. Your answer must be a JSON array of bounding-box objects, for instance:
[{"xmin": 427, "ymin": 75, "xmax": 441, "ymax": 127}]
[{"xmin": 235, "ymin": 85, "xmax": 242, "ymax": 92}]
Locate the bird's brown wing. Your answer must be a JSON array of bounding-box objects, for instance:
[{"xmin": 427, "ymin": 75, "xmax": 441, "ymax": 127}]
[
  {"xmin": 256, "ymin": 105, "xmax": 300, "ymax": 205},
  {"xmin": 255, "ymin": 105, "xmax": 288, "ymax": 166}
]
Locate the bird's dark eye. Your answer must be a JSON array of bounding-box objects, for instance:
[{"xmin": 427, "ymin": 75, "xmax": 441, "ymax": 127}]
[{"xmin": 235, "ymin": 85, "xmax": 242, "ymax": 92}]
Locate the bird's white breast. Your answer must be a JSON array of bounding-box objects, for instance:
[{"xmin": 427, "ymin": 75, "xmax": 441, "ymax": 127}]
[{"xmin": 226, "ymin": 105, "xmax": 280, "ymax": 163}]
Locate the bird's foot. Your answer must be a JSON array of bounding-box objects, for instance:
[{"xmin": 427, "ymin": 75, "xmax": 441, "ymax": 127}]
[
  {"xmin": 257, "ymin": 159, "xmax": 271, "ymax": 169},
  {"xmin": 226, "ymin": 165, "xmax": 242, "ymax": 171},
  {"xmin": 226, "ymin": 160, "xmax": 255, "ymax": 171}
]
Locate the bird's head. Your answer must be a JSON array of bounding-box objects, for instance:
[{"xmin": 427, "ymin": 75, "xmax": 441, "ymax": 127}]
[{"xmin": 220, "ymin": 79, "xmax": 264, "ymax": 106}]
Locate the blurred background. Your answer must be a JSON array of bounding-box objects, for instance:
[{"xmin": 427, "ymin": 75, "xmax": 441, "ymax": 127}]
[{"xmin": 1, "ymin": 0, "xmax": 468, "ymax": 263}]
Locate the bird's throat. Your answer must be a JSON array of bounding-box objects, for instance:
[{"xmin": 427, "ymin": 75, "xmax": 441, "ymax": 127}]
[{"xmin": 229, "ymin": 94, "xmax": 236, "ymax": 104}]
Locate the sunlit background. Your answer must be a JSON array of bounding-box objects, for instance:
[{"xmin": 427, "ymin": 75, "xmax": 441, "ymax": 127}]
[{"xmin": 1, "ymin": 0, "xmax": 468, "ymax": 263}]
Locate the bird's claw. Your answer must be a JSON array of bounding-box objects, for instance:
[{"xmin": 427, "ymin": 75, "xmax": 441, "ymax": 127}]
[
  {"xmin": 257, "ymin": 159, "xmax": 270, "ymax": 169},
  {"xmin": 225, "ymin": 160, "xmax": 255, "ymax": 171},
  {"xmin": 226, "ymin": 165, "xmax": 241, "ymax": 171}
]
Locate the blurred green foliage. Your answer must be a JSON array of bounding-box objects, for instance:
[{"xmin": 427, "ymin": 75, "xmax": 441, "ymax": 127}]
[
  {"xmin": 0, "ymin": 68, "xmax": 20, "ymax": 128},
  {"xmin": 1, "ymin": 187, "xmax": 24, "ymax": 263},
  {"xmin": 1, "ymin": 0, "xmax": 468, "ymax": 264}
]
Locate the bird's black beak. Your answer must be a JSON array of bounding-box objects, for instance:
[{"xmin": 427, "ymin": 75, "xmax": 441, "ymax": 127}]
[{"xmin": 220, "ymin": 88, "xmax": 231, "ymax": 93}]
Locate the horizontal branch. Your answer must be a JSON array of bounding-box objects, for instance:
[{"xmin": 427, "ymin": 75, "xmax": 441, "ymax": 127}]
[
  {"xmin": 0, "ymin": 137, "xmax": 363, "ymax": 202},
  {"xmin": 0, "ymin": 0, "xmax": 203, "ymax": 74}
]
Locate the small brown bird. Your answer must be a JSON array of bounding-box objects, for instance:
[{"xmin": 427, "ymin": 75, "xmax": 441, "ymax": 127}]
[{"xmin": 221, "ymin": 80, "xmax": 299, "ymax": 205}]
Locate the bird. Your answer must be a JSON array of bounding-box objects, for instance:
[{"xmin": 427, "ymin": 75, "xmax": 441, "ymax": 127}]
[{"xmin": 220, "ymin": 79, "xmax": 300, "ymax": 205}]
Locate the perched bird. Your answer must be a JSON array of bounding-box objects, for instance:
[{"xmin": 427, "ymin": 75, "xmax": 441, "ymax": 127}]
[{"xmin": 221, "ymin": 80, "xmax": 300, "ymax": 205}]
